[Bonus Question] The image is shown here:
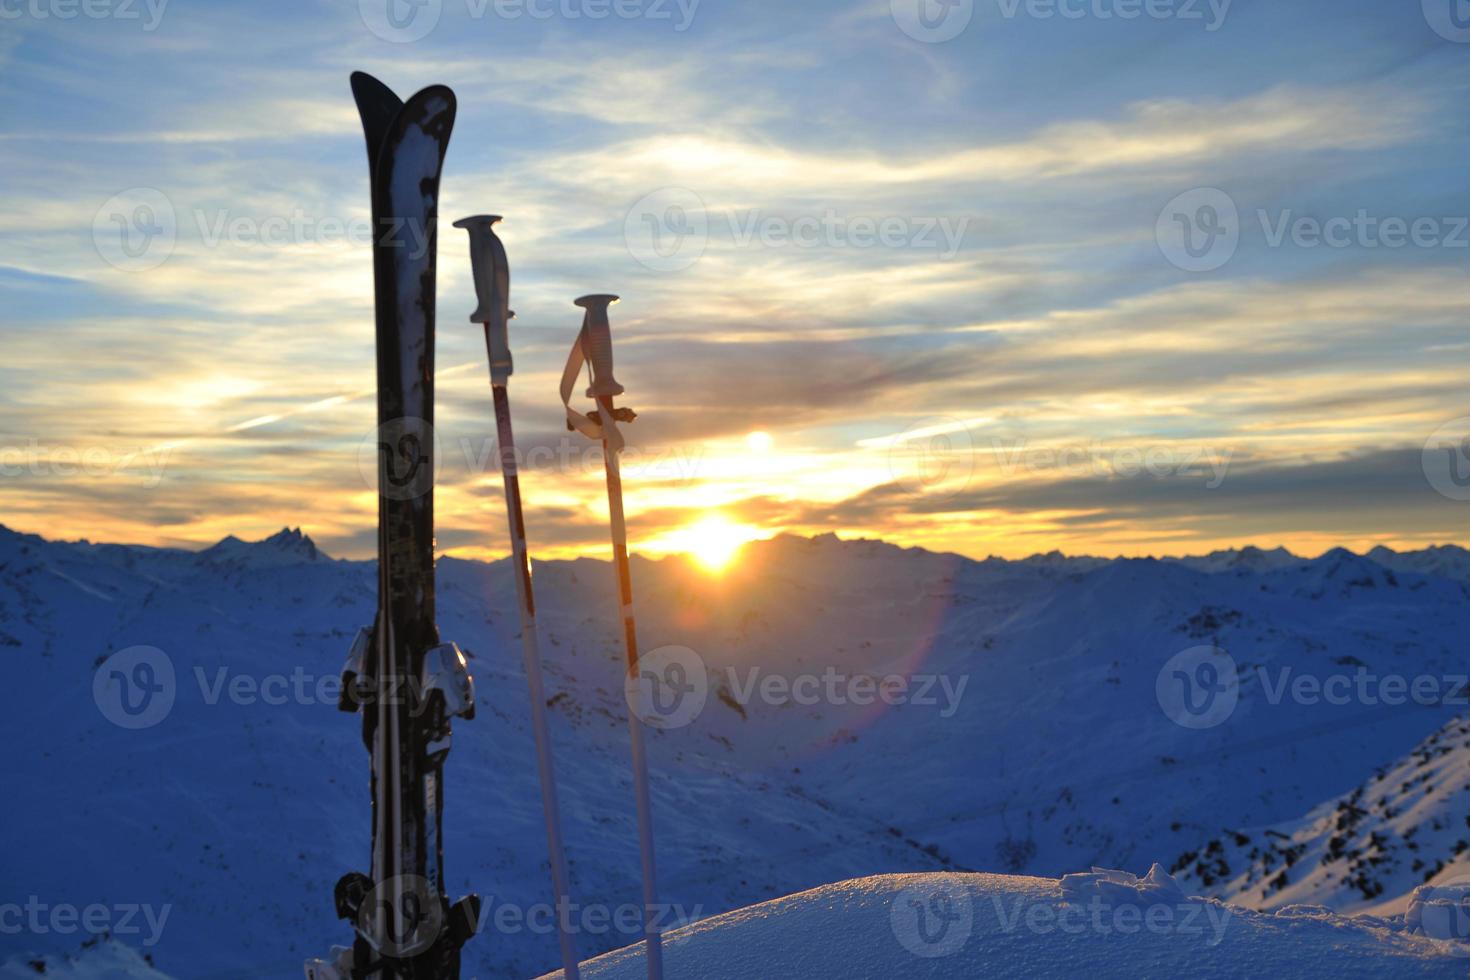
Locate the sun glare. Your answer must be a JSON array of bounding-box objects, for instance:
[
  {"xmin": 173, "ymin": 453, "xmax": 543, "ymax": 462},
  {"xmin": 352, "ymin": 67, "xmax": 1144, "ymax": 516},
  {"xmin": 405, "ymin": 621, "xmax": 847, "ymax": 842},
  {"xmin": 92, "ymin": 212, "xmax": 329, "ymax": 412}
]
[
  {"xmin": 746, "ymin": 430, "xmax": 774, "ymax": 453},
  {"xmin": 673, "ymin": 516, "xmax": 760, "ymax": 573}
]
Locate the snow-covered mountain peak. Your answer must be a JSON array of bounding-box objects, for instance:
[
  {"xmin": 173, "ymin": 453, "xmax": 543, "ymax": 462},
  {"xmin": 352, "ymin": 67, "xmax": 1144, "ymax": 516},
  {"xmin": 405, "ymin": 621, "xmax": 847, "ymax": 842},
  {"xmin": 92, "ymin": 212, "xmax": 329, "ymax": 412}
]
[
  {"xmin": 195, "ymin": 526, "xmax": 324, "ymax": 568},
  {"xmin": 1370, "ymin": 544, "xmax": 1470, "ymax": 585},
  {"xmin": 1177, "ymin": 545, "xmax": 1302, "ymax": 574}
]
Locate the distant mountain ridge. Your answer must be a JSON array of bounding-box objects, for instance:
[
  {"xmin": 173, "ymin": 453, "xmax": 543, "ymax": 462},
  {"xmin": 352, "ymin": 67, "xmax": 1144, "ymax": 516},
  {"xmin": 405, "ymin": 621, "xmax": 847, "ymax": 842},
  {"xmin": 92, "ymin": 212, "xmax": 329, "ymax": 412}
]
[{"xmin": 9, "ymin": 521, "xmax": 1470, "ymax": 578}]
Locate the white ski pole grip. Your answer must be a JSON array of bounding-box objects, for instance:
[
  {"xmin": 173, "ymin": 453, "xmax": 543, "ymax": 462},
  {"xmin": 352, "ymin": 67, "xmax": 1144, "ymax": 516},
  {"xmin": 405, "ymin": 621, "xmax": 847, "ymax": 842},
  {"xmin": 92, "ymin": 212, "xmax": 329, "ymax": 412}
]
[
  {"xmin": 453, "ymin": 214, "xmax": 513, "ymax": 383},
  {"xmin": 575, "ymin": 294, "xmax": 623, "ymax": 397}
]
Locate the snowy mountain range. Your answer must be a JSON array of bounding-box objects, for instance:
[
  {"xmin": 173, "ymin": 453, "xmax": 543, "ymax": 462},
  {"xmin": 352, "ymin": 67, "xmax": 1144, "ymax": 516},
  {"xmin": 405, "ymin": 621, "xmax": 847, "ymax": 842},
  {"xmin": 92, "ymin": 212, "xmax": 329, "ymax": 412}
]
[{"xmin": 1, "ymin": 525, "xmax": 1468, "ymax": 977}]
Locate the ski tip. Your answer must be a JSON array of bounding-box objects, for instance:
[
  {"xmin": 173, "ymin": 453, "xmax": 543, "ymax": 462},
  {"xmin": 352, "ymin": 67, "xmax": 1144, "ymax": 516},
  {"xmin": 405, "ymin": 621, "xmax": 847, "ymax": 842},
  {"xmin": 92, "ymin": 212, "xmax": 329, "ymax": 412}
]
[{"xmin": 349, "ymin": 71, "xmax": 401, "ymax": 108}]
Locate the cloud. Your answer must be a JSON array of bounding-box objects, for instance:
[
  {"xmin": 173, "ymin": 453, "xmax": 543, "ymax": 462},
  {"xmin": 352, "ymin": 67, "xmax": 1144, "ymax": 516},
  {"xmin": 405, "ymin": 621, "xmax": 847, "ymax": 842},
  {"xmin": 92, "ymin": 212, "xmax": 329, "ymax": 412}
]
[{"xmin": 534, "ymin": 83, "xmax": 1424, "ymax": 199}]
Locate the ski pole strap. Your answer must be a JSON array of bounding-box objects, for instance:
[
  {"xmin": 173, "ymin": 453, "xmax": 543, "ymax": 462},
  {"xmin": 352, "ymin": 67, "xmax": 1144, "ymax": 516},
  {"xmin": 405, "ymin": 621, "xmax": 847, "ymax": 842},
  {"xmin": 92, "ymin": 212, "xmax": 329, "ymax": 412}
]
[
  {"xmin": 560, "ymin": 312, "xmax": 617, "ymax": 448},
  {"xmin": 561, "ymin": 300, "xmax": 635, "ymax": 452}
]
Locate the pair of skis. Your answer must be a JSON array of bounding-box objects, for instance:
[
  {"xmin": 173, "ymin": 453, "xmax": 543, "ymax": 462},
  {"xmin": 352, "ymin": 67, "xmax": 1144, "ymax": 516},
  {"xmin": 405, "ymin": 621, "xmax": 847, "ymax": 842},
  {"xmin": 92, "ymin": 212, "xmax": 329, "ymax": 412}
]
[
  {"xmin": 306, "ymin": 73, "xmax": 480, "ymax": 980},
  {"xmin": 309, "ymin": 72, "xmax": 666, "ymax": 980},
  {"xmin": 453, "ymin": 219, "xmax": 666, "ymax": 980}
]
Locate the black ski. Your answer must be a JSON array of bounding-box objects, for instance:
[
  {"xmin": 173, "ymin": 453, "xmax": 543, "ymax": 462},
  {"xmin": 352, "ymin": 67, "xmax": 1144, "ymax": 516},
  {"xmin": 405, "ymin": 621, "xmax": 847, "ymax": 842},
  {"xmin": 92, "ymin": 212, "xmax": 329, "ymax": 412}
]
[{"xmin": 308, "ymin": 72, "xmax": 479, "ymax": 980}]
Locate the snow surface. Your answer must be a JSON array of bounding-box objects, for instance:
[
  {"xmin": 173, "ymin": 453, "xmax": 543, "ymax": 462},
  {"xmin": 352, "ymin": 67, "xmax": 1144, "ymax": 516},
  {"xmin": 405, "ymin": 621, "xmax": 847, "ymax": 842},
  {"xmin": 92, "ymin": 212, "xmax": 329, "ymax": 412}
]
[
  {"xmin": 0, "ymin": 937, "xmax": 172, "ymax": 979},
  {"xmin": 3, "ymin": 526, "xmax": 1469, "ymax": 977},
  {"xmin": 539, "ymin": 871, "xmax": 1470, "ymax": 979}
]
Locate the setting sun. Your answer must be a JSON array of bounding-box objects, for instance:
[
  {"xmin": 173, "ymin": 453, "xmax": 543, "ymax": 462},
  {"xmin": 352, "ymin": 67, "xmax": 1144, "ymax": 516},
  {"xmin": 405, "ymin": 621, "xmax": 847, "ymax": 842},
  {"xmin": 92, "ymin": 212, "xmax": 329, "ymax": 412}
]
[
  {"xmin": 660, "ymin": 516, "xmax": 762, "ymax": 572},
  {"xmin": 746, "ymin": 431, "xmax": 774, "ymax": 453}
]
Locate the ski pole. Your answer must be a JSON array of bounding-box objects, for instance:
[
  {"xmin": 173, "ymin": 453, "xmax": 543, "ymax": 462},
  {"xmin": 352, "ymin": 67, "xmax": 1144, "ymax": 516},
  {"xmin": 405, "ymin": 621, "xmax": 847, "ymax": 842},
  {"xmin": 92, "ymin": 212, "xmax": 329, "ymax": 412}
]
[
  {"xmin": 560, "ymin": 295, "xmax": 665, "ymax": 980},
  {"xmin": 454, "ymin": 214, "xmax": 581, "ymax": 980}
]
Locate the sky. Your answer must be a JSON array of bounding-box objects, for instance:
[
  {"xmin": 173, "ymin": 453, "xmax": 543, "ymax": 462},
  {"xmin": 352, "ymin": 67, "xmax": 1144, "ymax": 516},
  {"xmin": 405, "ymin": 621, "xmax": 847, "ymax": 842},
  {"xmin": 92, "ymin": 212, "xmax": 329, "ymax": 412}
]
[{"xmin": 2, "ymin": 0, "xmax": 1470, "ymax": 562}]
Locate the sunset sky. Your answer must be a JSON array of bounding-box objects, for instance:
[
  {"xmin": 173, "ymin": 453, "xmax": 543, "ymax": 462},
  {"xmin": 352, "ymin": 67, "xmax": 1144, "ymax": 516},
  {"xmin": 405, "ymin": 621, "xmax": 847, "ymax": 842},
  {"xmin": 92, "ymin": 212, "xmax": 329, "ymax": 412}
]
[{"xmin": 3, "ymin": 0, "xmax": 1470, "ymax": 562}]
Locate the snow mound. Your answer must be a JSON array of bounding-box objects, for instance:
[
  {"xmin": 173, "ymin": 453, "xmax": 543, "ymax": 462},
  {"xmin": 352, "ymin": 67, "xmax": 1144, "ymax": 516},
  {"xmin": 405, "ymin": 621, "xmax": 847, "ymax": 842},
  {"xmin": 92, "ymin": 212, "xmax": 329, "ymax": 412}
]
[
  {"xmin": 541, "ymin": 872, "xmax": 1469, "ymax": 979},
  {"xmin": 0, "ymin": 937, "xmax": 172, "ymax": 979},
  {"xmin": 1059, "ymin": 863, "xmax": 1187, "ymax": 907}
]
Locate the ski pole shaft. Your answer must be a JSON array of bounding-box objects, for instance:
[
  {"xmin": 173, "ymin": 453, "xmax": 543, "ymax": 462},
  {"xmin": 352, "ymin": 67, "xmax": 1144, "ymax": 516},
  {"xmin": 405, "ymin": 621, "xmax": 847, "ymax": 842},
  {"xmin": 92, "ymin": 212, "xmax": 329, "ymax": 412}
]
[
  {"xmin": 492, "ymin": 383, "xmax": 582, "ymax": 980},
  {"xmin": 596, "ymin": 411, "xmax": 665, "ymax": 980},
  {"xmin": 561, "ymin": 293, "xmax": 664, "ymax": 980},
  {"xmin": 454, "ymin": 214, "xmax": 581, "ymax": 979}
]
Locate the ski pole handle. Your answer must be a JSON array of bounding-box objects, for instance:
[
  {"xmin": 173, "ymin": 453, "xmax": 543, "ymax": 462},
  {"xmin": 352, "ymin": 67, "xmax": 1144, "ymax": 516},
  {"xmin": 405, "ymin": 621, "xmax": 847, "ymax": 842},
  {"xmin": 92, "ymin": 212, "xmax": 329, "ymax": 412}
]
[
  {"xmin": 574, "ymin": 293, "xmax": 623, "ymax": 398},
  {"xmin": 453, "ymin": 214, "xmax": 513, "ymax": 383}
]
